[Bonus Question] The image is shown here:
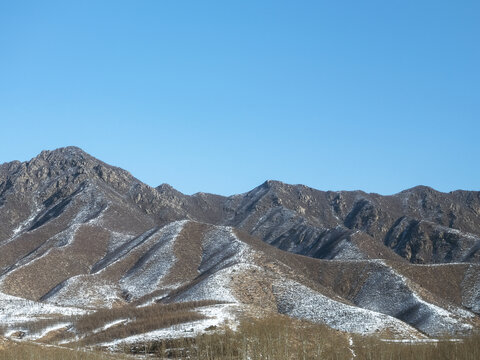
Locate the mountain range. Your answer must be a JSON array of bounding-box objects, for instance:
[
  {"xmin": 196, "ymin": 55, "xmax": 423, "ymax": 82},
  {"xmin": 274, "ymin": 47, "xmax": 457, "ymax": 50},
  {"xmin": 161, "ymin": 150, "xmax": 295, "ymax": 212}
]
[{"xmin": 0, "ymin": 146, "xmax": 479, "ymax": 347}]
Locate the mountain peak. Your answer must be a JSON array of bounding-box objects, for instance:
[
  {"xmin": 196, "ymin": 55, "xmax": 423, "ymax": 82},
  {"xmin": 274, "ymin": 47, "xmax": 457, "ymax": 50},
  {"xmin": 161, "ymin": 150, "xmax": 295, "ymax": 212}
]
[
  {"xmin": 37, "ymin": 146, "xmax": 90, "ymax": 161},
  {"xmin": 156, "ymin": 183, "xmax": 175, "ymax": 191},
  {"xmin": 398, "ymin": 185, "xmax": 439, "ymax": 196},
  {"xmin": 156, "ymin": 183, "xmax": 184, "ymax": 197},
  {"xmin": 262, "ymin": 180, "xmax": 286, "ymax": 189}
]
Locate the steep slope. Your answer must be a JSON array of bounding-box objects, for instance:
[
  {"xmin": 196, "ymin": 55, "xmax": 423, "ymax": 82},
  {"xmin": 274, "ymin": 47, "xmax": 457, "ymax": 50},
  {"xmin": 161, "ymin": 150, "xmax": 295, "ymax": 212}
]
[
  {"xmin": 4, "ymin": 218, "xmax": 476, "ymax": 341},
  {"xmin": 217, "ymin": 181, "xmax": 480, "ymax": 264},
  {"xmin": 0, "ymin": 147, "xmax": 189, "ymax": 281},
  {"xmin": 147, "ymin": 179, "xmax": 480, "ymax": 264}
]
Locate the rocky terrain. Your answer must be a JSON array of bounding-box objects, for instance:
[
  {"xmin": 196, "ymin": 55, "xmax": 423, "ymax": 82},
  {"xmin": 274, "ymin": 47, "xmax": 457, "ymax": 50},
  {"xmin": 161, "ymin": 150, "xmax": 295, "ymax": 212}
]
[{"xmin": 0, "ymin": 147, "xmax": 479, "ymax": 349}]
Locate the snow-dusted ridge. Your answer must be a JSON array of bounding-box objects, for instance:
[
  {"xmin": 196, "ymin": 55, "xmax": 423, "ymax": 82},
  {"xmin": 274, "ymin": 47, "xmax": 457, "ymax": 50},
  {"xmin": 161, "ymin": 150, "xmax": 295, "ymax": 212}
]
[
  {"xmin": 273, "ymin": 279, "xmax": 422, "ymax": 337},
  {"xmin": 353, "ymin": 264, "xmax": 474, "ymax": 336},
  {"xmin": 120, "ymin": 220, "xmax": 188, "ymax": 299}
]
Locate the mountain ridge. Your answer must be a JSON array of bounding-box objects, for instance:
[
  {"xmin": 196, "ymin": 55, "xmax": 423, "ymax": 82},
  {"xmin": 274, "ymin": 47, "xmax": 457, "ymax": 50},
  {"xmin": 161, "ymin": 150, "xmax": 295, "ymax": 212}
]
[
  {"xmin": 0, "ymin": 146, "xmax": 479, "ymax": 346},
  {"xmin": 1, "ymin": 146, "xmax": 480, "ymax": 265}
]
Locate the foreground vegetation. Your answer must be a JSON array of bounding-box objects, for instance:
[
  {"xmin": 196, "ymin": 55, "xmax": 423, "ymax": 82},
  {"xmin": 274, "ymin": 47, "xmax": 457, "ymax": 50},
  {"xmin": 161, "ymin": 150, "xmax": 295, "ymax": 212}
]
[
  {"xmin": 0, "ymin": 341, "xmax": 128, "ymax": 360},
  {"xmin": 353, "ymin": 335, "xmax": 480, "ymax": 360},
  {"xmin": 1, "ymin": 313, "xmax": 479, "ymax": 359},
  {"xmin": 0, "ymin": 300, "xmax": 219, "ymax": 345},
  {"xmin": 125, "ymin": 316, "xmax": 350, "ymax": 359},
  {"xmin": 119, "ymin": 316, "xmax": 480, "ymax": 360}
]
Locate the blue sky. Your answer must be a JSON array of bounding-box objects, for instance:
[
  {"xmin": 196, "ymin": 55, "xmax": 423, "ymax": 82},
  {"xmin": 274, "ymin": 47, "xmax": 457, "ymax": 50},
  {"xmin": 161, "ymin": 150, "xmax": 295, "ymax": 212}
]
[{"xmin": 1, "ymin": 1, "xmax": 478, "ymax": 195}]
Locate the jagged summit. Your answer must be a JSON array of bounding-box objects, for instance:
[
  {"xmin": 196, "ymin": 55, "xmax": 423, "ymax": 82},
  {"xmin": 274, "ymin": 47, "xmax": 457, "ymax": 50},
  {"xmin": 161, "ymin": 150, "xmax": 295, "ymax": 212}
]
[
  {"xmin": 396, "ymin": 185, "xmax": 439, "ymax": 195},
  {"xmin": 156, "ymin": 183, "xmax": 184, "ymax": 197},
  {"xmin": 156, "ymin": 183, "xmax": 177, "ymax": 192},
  {"xmin": 1, "ymin": 147, "xmax": 480, "ymax": 265},
  {"xmin": 37, "ymin": 145, "xmax": 89, "ymax": 159},
  {"xmin": 261, "ymin": 179, "xmax": 286, "ymax": 188}
]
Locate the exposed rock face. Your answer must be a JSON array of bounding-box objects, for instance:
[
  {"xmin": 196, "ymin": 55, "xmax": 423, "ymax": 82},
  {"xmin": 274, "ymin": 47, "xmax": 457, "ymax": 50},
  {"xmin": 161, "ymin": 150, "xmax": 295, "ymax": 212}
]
[
  {"xmin": 0, "ymin": 147, "xmax": 479, "ymax": 339},
  {"xmin": 202, "ymin": 181, "xmax": 480, "ymax": 264},
  {"xmin": 2, "ymin": 147, "xmax": 478, "ymax": 265},
  {"xmin": 224, "ymin": 183, "xmax": 479, "ymax": 264}
]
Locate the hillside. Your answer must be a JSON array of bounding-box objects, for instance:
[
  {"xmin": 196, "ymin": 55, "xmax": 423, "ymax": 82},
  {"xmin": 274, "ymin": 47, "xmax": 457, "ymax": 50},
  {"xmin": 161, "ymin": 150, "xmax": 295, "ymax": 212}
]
[{"xmin": 0, "ymin": 147, "xmax": 479, "ymax": 353}]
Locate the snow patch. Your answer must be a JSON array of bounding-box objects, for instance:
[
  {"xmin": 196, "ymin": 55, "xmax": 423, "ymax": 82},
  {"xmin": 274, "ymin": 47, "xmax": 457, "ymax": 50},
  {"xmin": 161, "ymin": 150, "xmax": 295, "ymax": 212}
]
[
  {"xmin": 11, "ymin": 203, "xmax": 42, "ymax": 237},
  {"xmin": 43, "ymin": 276, "xmax": 121, "ymax": 308},
  {"xmin": 198, "ymin": 226, "xmax": 253, "ymax": 274},
  {"xmin": 24, "ymin": 322, "xmax": 71, "ymax": 340},
  {"xmin": 120, "ymin": 220, "xmax": 188, "ymax": 299},
  {"xmin": 173, "ymin": 226, "xmax": 254, "ymax": 303},
  {"xmin": 0, "ymin": 291, "xmax": 86, "ymax": 325},
  {"xmin": 100, "ymin": 303, "xmax": 237, "ymax": 349},
  {"xmin": 174, "ymin": 264, "xmax": 252, "ymax": 303},
  {"xmin": 354, "ymin": 265, "xmax": 473, "ymax": 336},
  {"xmin": 348, "ymin": 336, "xmax": 356, "ymax": 359},
  {"xmin": 462, "ymin": 265, "xmax": 480, "ymax": 314},
  {"xmin": 273, "ymin": 279, "xmax": 420, "ymax": 337},
  {"xmin": 93, "ymin": 319, "xmax": 128, "ymax": 334}
]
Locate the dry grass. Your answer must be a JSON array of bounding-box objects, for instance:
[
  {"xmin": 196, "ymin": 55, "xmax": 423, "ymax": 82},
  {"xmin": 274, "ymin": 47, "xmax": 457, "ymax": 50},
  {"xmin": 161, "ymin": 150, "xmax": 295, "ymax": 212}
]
[
  {"xmin": 1, "ymin": 316, "xmax": 479, "ymax": 359},
  {"xmin": 5, "ymin": 316, "xmax": 74, "ymax": 336},
  {"xmin": 114, "ymin": 316, "xmax": 480, "ymax": 360},
  {"xmin": 352, "ymin": 333, "xmax": 480, "ymax": 360},
  {"xmin": 75, "ymin": 300, "xmax": 219, "ymax": 346},
  {"xmin": 0, "ymin": 301, "xmax": 220, "ymax": 345},
  {"xmin": 124, "ymin": 315, "xmax": 351, "ymax": 359},
  {"xmin": 0, "ymin": 341, "xmax": 128, "ymax": 360},
  {"xmin": 2, "ymin": 224, "xmax": 110, "ymax": 301}
]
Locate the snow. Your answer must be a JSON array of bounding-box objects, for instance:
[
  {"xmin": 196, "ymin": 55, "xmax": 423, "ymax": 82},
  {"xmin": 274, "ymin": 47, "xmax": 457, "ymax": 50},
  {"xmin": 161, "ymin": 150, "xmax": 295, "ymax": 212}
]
[
  {"xmin": 0, "ymin": 291, "xmax": 84, "ymax": 341},
  {"xmin": 462, "ymin": 265, "xmax": 480, "ymax": 314},
  {"xmin": 174, "ymin": 226, "xmax": 254, "ymax": 303},
  {"xmin": 0, "ymin": 224, "xmax": 82, "ymax": 284},
  {"xmin": 71, "ymin": 185, "xmax": 108, "ymax": 225},
  {"xmin": 0, "ymin": 291, "xmax": 86, "ymax": 324},
  {"xmin": 11, "ymin": 203, "xmax": 42, "ymax": 237},
  {"xmin": 24, "ymin": 322, "xmax": 71, "ymax": 340},
  {"xmin": 43, "ymin": 276, "xmax": 121, "ymax": 308},
  {"xmin": 273, "ymin": 279, "xmax": 420, "ymax": 337},
  {"xmin": 105, "ymin": 230, "xmax": 139, "ymax": 252},
  {"xmin": 175, "ymin": 264, "xmax": 250, "ymax": 303},
  {"xmin": 381, "ymin": 338, "xmax": 464, "ymax": 343},
  {"xmin": 348, "ymin": 336, "xmax": 356, "ymax": 359},
  {"xmin": 199, "ymin": 226, "xmax": 252, "ymax": 274},
  {"xmin": 329, "ymin": 238, "xmax": 365, "ymax": 260},
  {"xmin": 119, "ymin": 220, "xmax": 188, "ymax": 299},
  {"xmin": 1, "ymin": 186, "xmax": 108, "ymax": 279},
  {"xmin": 137, "ymin": 292, "xmax": 171, "ymax": 308},
  {"xmin": 93, "ymin": 319, "xmax": 128, "ymax": 334},
  {"xmin": 251, "ymin": 207, "xmax": 301, "ymax": 248},
  {"xmin": 100, "ymin": 303, "xmax": 238, "ymax": 349},
  {"xmin": 353, "ymin": 265, "xmax": 473, "ymax": 336},
  {"xmin": 91, "ymin": 227, "xmax": 161, "ymax": 274}
]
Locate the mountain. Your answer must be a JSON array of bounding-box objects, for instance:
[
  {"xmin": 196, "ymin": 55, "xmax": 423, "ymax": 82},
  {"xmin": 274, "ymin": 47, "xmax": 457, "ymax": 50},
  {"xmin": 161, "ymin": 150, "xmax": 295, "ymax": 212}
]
[{"xmin": 0, "ymin": 147, "xmax": 479, "ymax": 348}]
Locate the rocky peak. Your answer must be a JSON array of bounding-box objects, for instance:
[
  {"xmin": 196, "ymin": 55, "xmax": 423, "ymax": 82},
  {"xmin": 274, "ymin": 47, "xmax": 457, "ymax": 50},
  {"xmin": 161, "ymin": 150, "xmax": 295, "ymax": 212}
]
[
  {"xmin": 38, "ymin": 146, "xmax": 89, "ymax": 161},
  {"xmin": 156, "ymin": 183, "xmax": 184, "ymax": 197},
  {"xmin": 397, "ymin": 185, "xmax": 439, "ymax": 198},
  {"xmin": 261, "ymin": 180, "xmax": 286, "ymax": 191}
]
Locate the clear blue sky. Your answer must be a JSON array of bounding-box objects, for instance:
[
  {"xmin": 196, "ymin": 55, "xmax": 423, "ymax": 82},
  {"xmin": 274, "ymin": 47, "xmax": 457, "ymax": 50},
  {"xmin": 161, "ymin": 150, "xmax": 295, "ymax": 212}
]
[{"xmin": 1, "ymin": 1, "xmax": 478, "ymax": 195}]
